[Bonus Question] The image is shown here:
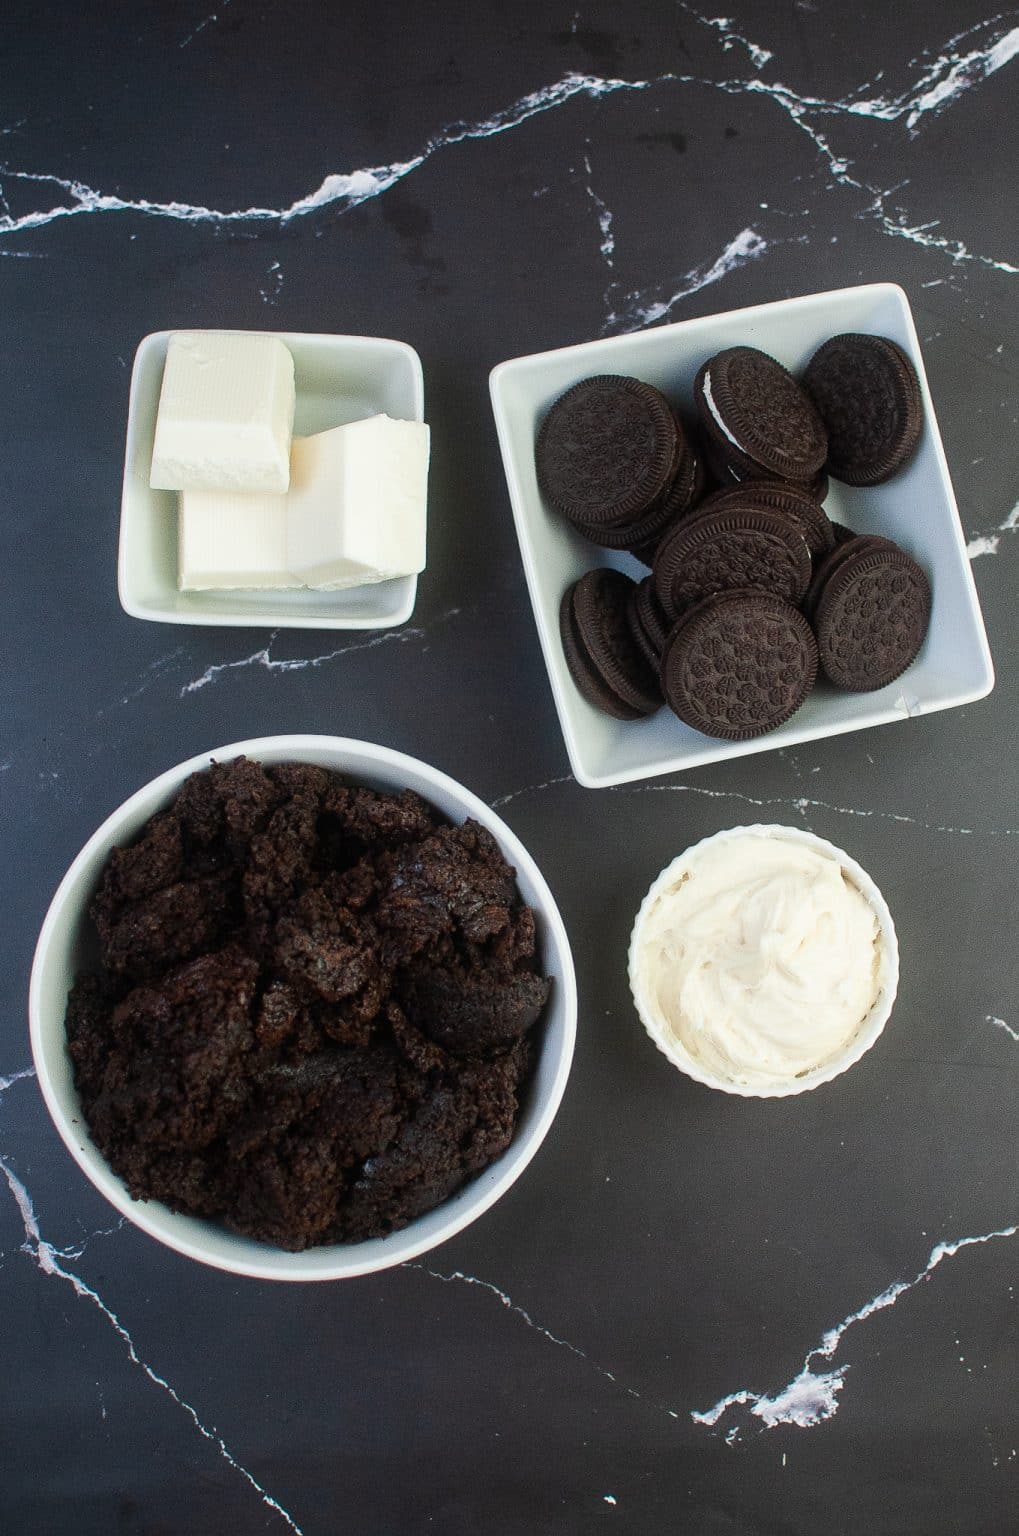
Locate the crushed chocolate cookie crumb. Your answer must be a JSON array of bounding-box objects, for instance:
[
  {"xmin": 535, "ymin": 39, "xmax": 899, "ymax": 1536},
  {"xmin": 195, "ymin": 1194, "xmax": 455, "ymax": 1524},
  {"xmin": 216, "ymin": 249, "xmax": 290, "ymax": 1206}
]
[{"xmin": 65, "ymin": 757, "xmax": 551, "ymax": 1251}]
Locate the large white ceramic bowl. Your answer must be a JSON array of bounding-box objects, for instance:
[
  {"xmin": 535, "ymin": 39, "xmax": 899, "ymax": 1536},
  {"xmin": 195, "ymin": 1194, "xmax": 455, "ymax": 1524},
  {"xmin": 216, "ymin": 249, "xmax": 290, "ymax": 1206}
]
[
  {"xmin": 29, "ymin": 736, "xmax": 577, "ymax": 1281},
  {"xmin": 490, "ymin": 282, "xmax": 994, "ymax": 787},
  {"xmin": 628, "ymin": 824, "xmax": 898, "ymax": 1098}
]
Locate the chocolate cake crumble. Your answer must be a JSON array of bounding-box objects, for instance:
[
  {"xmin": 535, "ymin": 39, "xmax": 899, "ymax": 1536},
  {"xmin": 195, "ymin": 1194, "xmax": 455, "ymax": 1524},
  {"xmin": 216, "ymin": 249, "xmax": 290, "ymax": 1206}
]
[{"xmin": 65, "ymin": 757, "xmax": 551, "ymax": 1251}]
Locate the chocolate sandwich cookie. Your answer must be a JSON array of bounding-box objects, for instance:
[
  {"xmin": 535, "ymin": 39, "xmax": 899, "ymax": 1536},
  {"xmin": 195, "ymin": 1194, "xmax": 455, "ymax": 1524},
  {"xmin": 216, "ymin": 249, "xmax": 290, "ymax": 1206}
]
[
  {"xmin": 626, "ymin": 576, "xmax": 672, "ymax": 672},
  {"xmin": 804, "ymin": 467, "xmax": 830, "ymax": 505},
  {"xmin": 625, "ymin": 447, "xmax": 706, "ymax": 564},
  {"xmin": 803, "ymin": 333, "xmax": 923, "ymax": 485},
  {"xmin": 701, "ymin": 436, "xmax": 831, "ymax": 508},
  {"xmin": 802, "ymin": 533, "xmax": 897, "ymax": 620},
  {"xmin": 694, "ymin": 348, "xmax": 828, "ymax": 485},
  {"xmin": 625, "ymin": 600, "xmax": 660, "ymax": 675},
  {"xmin": 653, "ymin": 505, "xmax": 812, "ymax": 620},
  {"xmin": 660, "ymin": 589, "xmax": 818, "ymax": 740},
  {"xmin": 634, "ymin": 576, "xmax": 671, "ymax": 656},
  {"xmin": 560, "ymin": 586, "xmax": 644, "ymax": 720},
  {"xmin": 810, "ymin": 539, "xmax": 932, "ymax": 691},
  {"xmin": 560, "ymin": 569, "xmax": 661, "ymax": 718},
  {"xmin": 569, "ymin": 414, "xmax": 702, "ymax": 561},
  {"xmin": 696, "ymin": 484, "xmax": 835, "ymax": 561},
  {"xmin": 570, "ymin": 448, "xmax": 692, "ymax": 553},
  {"xmin": 537, "ymin": 375, "xmax": 679, "ymax": 528}
]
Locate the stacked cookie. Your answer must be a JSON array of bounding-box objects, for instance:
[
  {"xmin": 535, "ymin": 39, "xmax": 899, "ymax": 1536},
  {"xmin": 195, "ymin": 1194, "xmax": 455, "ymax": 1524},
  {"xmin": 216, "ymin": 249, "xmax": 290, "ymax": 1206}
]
[
  {"xmin": 543, "ymin": 338, "xmax": 931, "ymax": 741},
  {"xmin": 804, "ymin": 534, "xmax": 931, "ymax": 692},
  {"xmin": 536, "ymin": 375, "xmax": 702, "ymax": 564},
  {"xmin": 803, "ymin": 333, "xmax": 923, "ymax": 486},
  {"xmin": 694, "ymin": 344, "xmax": 828, "ymax": 499},
  {"xmin": 559, "ymin": 570, "xmax": 661, "ymax": 721}
]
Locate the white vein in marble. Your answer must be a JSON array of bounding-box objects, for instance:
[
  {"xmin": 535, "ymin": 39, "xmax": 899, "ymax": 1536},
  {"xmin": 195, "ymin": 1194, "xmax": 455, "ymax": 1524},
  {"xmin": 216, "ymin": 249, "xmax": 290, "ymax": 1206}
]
[
  {"xmin": 582, "ymin": 149, "xmax": 615, "ymax": 267},
  {"xmin": 2, "ymin": 613, "xmax": 463, "ymax": 772},
  {"xmin": 490, "ymin": 772, "xmax": 1018, "ymax": 838},
  {"xmin": 180, "ymin": 607, "xmax": 460, "ymax": 695},
  {"xmin": 49, "ymin": 1217, "xmax": 126, "ymax": 1263},
  {"xmin": 407, "ymin": 1262, "xmax": 681, "ymax": 1418},
  {"xmin": 861, "ymin": 196, "xmax": 1019, "ymax": 275},
  {"xmin": 967, "ymin": 498, "xmax": 1019, "ymax": 558},
  {"xmin": 688, "ymin": 8, "xmax": 774, "ymax": 70},
  {"xmin": 987, "ymin": 1014, "xmax": 1019, "ymax": 1043},
  {"xmin": 638, "ymin": 782, "xmax": 1019, "ymax": 838},
  {"xmin": 714, "ymin": 17, "xmax": 1019, "ymax": 275},
  {"xmin": 0, "ymin": 1065, "xmax": 36, "ymax": 1095},
  {"xmin": 179, "ymin": 0, "xmax": 233, "ymax": 50},
  {"xmin": 604, "ymin": 227, "xmax": 769, "ymax": 332},
  {"xmin": 490, "ymin": 773, "xmax": 575, "ymax": 809},
  {"xmin": 848, "ymin": 21, "xmax": 1019, "ymax": 132},
  {"xmin": 0, "ymin": 1137, "xmax": 304, "ymax": 1533},
  {"xmin": 0, "ymin": 73, "xmax": 648, "ymax": 236},
  {"xmin": 2, "ymin": 14, "xmax": 1018, "ymax": 286},
  {"xmin": 693, "ymin": 1224, "xmax": 1018, "ymax": 1439},
  {"xmin": 260, "ymin": 258, "xmax": 283, "ymax": 305},
  {"xmin": 651, "ymin": 783, "xmax": 1018, "ymax": 839},
  {"xmin": 96, "ymin": 646, "xmax": 187, "ymax": 719}
]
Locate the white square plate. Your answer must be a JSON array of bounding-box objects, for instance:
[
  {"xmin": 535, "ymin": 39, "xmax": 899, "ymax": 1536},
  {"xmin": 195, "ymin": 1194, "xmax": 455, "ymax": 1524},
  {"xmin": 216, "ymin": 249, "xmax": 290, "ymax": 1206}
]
[
  {"xmin": 490, "ymin": 283, "xmax": 994, "ymax": 788},
  {"xmin": 119, "ymin": 331, "xmax": 424, "ymax": 628}
]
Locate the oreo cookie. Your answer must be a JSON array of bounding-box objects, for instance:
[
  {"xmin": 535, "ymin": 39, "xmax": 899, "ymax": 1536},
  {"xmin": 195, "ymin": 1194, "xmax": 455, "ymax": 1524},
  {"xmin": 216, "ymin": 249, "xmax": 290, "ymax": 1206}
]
[
  {"xmin": 810, "ymin": 539, "xmax": 932, "ymax": 691},
  {"xmin": 626, "ymin": 576, "xmax": 672, "ymax": 673},
  {"xmin": 560, "ymin": 569, "xmax": 661, "ymax": 718},
  {"xmin": 537, "ymin": 334, "xmax": 932, "ymax": 738},
  {"xmin": 660, "ymin": 589, "xmax": 818, "ymax": 740},
  {"xmin": 653, "ymin": 505, "xmax": 812, "ymax": 620},
  {"xmin": 634, "ymin": 576, "xmax": 671, "ymax": 656},
  {"xmin": 702, "ymin": 442, "xmax": 831, "ymax": 509},
  {"xmin": 570, "ymin": 446, "xmax": 690, "ymax": 551},
  {"xmin": 803, "ymin": 333, "xmax": 923, "ymax": 485},
  {"xmin": 695, "ymin": 347, "xmax": 828, "ymax": 484},
  {"xmin": 695, "ymin": 484, "xmax": 835, "ymax": 562},
  {"xmin": 626, "ymin": 447, "xmax": 706, "ymax": 564},
  {"xmin": 802, "ymin": 534, "xmax": 896, "ymax": 620},
  {"xmin": 537, "ymin": 376, "xmax": 679, "ymax": 528}
]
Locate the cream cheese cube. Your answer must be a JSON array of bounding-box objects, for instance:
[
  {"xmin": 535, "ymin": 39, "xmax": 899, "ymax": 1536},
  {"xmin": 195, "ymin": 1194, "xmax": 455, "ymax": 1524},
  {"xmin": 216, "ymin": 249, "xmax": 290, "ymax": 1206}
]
[
  {"xmin": 286, "ymin": 415, "xmax": 429, "ymax": 589},
  {"xmin": 150, "ymin": 332, "xmax": 296, "ymax": 493},
  {"xmin": 177, "ymin": 489, "xmax": 302, "ymax": 590}
]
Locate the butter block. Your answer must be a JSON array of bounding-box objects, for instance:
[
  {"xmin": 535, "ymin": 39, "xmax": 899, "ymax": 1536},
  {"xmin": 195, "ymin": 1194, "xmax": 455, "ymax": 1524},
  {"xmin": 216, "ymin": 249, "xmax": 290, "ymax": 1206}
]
[
  {"xmin": 177, "ymin": 489, "xmax": 302, "ymax": 590},
  {"xmin": 286, "ymin": 415, "xmax": 429, "ymax": 589},
  {"xmin": 151, "ymin": 332, "xmax": 296, "ymax": 493}
]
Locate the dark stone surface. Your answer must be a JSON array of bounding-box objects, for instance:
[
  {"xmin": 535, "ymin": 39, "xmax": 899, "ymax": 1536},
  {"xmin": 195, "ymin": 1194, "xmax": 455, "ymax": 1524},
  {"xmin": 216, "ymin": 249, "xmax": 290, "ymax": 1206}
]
[{"xmin": 1, "ymin": 3, "xmax": 1016, "ymax": 1531}]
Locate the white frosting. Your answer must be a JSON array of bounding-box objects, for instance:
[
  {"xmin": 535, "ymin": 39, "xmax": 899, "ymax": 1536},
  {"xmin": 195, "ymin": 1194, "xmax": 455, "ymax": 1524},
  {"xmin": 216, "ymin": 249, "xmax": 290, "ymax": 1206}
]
[
  {"xmin": 701, "ymin": 368, "xmax": 745, "ymax": 452},
  {"xmin": 634, "ymin": 834, "xmax": 882, "ymax": 1087}
]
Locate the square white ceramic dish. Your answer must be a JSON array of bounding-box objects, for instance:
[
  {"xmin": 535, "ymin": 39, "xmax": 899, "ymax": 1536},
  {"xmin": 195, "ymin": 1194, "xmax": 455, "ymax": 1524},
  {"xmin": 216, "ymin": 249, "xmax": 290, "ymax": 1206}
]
[
  {"xmin": 490, "ymin": 283, "xmax": 994, "ymax": 788},
  {"xmin": 119, "ymin": 331, "xmax": 424, "ymax": 628}
]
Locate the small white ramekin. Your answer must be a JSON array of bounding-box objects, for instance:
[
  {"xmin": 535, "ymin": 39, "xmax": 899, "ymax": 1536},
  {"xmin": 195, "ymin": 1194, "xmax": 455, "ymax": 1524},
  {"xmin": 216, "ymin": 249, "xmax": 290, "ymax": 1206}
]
[
  {"xmin": 29, "ymin": 736, "xmax": 577, "ymax": 1280},
  {"xmin": 627, "ymin": 824, "xmax": 899, "ymax": 1098}
]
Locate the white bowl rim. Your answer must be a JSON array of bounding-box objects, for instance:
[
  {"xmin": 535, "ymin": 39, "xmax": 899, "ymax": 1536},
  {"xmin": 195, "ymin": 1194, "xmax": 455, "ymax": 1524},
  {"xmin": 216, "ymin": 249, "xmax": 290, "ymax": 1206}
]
[
  {"xmin": 627, "ymin": 822, "xmax": 899, "ymax": 1098},
  {"xmin": 29, "ymin": 735, "xmax": 577, "ymax": 1280}
]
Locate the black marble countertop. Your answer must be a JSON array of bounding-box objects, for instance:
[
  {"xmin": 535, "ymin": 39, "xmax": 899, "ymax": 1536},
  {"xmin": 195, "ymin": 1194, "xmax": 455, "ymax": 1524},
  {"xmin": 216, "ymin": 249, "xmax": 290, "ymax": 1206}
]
[{"xmin": 2, "ymin": 3, "xmax": 1016, "ymax": 1531}]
